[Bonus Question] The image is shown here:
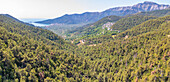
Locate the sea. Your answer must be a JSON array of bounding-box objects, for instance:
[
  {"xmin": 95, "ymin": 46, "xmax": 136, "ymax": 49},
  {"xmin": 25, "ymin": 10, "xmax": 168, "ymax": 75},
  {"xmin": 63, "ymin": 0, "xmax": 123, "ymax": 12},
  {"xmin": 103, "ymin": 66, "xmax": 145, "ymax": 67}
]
[{"xmin": 19, "ymin": 18, "xmax": 50, "ymax": 27}]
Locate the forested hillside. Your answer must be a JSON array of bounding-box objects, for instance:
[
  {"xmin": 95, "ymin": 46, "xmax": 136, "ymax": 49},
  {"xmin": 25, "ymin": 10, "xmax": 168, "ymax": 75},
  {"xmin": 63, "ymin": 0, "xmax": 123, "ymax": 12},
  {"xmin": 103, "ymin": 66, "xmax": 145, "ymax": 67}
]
[
  {"xmin": 111, "ymin": 15, "xmax": 157, "ymax": 31},
  {"xmin": 0, "ymin": 27, "xmax": 84, "ymax": 81},
  {"xmin": 74, "ymin": 15, "xmax": 170, "ymax": 81},
  {"xmin": 67, "ymin": 8, "xmax": 170, "ymax": 45},
  {"xmin": 67, "ymin": 15, "xmax": 157, "ymax": 45},
  {"xmin": 0, "ymin": 14, "xmax": 83, "ymax": 81},
  {"xmin": 66, "ymin": 15, "xmax": 121, "ymax": 44},
  {"xmin": 137, "ymin": 8, "xmax": 170, "ymax": 17},
  {"xmin": 0, "ymin": 14, "xmax": 169, "ymax": 82},
  {"xmin": 0, "ymin": 15, "xmax": 72, "ymax": 49},
  {"xmin": 115, "ymin": 15, "xmax": 170, "ymax": 39},
  {"xmin": 68, "ymin": 15, "xmax": 121, "ymax": 36}
]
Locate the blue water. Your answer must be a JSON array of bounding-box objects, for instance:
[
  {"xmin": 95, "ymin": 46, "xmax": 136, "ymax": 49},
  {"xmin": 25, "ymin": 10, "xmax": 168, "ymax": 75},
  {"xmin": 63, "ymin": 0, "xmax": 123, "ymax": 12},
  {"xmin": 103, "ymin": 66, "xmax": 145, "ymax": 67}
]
[
  {"xmin": 31, "ymin": 23, "xmax": 50, "ymax": 27},
  {"xmin": 19, "ymin": 18, "xmax": 50, "ymax": 27}
]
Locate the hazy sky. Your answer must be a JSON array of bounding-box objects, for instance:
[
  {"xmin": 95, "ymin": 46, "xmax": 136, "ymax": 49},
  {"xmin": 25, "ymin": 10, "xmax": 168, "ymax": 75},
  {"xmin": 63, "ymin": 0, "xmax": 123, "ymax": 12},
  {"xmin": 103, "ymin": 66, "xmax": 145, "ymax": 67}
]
[{"xmin": 0, "ymin": 0, "xmax": 169, "ymax": 19}]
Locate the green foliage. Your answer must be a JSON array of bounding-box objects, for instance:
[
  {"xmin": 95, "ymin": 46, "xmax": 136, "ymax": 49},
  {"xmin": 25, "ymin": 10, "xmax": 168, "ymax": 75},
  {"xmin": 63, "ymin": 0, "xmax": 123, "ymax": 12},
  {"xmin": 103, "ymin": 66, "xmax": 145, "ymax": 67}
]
[
  {"xmin": 0, "ymin": 14, "xmax": 66, "ymax": 46},
  {"xmin": 67, "ymin": 15, "xmax": 121, "ymax": 37},
  {"xmin": 74, "ymin": 15, "xmax": 170, "ymax": 81},
  {"xmin": 116, "ymin": 15, "xmax": 170, "ymax": 39},
  {"xmin": 0, "ymin": 27, "xmax": 85, "ymax": 81},
  {"xmin": 111, "ymin": 15, "xmax": 157, "ymax": 31},
  {"xmin": 0, "ymin": 14, "xmax": 169, "ymax": 81},
  {"xmin": 137, "ymin": 8, "xmax": 170, "ymax": 17},
  {"xmin": 66, "ymin": 15, "xmax": 121, "ymax": 44}
]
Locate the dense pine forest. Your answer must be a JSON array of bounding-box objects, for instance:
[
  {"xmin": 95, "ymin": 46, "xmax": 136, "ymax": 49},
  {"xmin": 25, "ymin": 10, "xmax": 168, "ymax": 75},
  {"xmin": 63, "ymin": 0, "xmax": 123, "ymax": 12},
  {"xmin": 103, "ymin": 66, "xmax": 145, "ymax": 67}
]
[{"xmin": 0, "ymin": 10, "xmax": 170, "ymax": 82}]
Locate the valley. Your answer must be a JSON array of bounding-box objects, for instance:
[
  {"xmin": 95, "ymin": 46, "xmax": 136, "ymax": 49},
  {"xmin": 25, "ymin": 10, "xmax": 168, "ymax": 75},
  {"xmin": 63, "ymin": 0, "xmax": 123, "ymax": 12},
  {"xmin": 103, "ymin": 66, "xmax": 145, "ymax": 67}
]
[{"xmin": 0, "ymin": 1, "xmax": 169, "ymax": 82}]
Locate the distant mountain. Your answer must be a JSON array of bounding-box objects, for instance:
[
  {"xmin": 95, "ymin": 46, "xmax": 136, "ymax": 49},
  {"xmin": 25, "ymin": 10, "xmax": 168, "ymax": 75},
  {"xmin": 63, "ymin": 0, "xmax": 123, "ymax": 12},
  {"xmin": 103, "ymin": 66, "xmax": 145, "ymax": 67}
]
[{"xmin": 36, "ymin": 1, "xmax": 169, "ymax": 24}]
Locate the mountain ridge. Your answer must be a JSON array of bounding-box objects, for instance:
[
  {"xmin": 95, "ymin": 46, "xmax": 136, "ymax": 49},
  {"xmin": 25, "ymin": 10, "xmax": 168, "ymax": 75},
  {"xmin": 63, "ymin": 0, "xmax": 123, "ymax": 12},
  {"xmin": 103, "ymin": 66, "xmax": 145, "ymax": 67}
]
[{"xmin": 36, "ymin": 1, "xmax": 169, "ymax": 24}]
